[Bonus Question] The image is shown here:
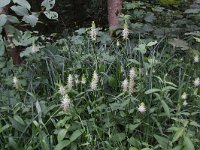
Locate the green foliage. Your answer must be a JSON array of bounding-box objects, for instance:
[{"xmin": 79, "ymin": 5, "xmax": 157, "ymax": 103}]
[{"xmin": 0, "ymin": 0, "xmax": 200, "ymax": 149}]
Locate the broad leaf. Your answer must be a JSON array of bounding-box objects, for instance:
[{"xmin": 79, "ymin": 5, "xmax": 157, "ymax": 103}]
[
  {"xmin": 168, "ymin": 38, "xmax": 189, "ymax": 50},
  {"xmin": 161, "ymin": 100, "xmax": 170, "ymax": 118},
  {"xmin": 54, "ymin": 140, "xmax": 70, "ymax": 150},
  {"xmin": 0, "ymin": 124, "xmax": 10, "ymax": 134},
  {"xmin": 22, "ymin": 15, "xmax": 38, "ymax": 27},
  {"xmin": 7, "ymin": 15, "xmax": 20, "ymax": 23},
  {"xmin": 44, "ymin": 11, "xmax": 58, "ymax": 20},
  {"xmin": 57, "ymin": 129, "xmax": 68, "ymax": 142},
  {"xmin": 0, "ymin": 0, "xmax": 10, "ymax": 8},
  {"xmin": 42, "ymin": 0, "xmax": 55, "ymax": 10},
  {"xmin": 13, "ymin": 0, "xmax": 31, "ymax": 10},
  {"xmin": 172, "ymin": 127, "xmax": 185, "ymax": 143},
  {"xmin": 11, "ymin": 5, "xmax": 29, "ymax": 16},
  {"xmin": 0, "ymin": 14, "xmax": 7, "ymax": 27},
  {"xmin": 145, "ymin": 88, "xmax": 161, "ymax": 94},
  {"xmin": 0, "ymin": 36, "xmax": 5, "ymax": 56},
  {"xmin": 70, "ymin": 129, "xmax": 83, "ymax": 142},
  {"xmin": 147, "ymin": 41, "xmax": 157, "ymax": 47},
  {"xmin": 183, "ymin": 136, "xmax": 195, "ymax": 150},
  {"xmin": 154, "ymin": 134, "xmax": 169, "ymax": 149}
]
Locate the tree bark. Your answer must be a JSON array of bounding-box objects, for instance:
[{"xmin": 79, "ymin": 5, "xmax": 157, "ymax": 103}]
[
  {"xmin": 107, "ymin": 0, "xmax": 123, "ymax": 34},
  {"xmin": 0, "ymin": 6, "xmax": 22, "ymax": 64}
]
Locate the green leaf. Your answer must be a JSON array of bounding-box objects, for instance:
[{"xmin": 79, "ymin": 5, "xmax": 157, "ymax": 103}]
[
  {"xmin": 171, "ymin": 145, "xmax": 182, "ymax": 150},
  {"xmin": 168, "ymin": 38, "xmax": 189, "ymax": 50},
  {"xmin": 70, "ymin": 129, "xmax": 83, "ymax": 142},
  {"xmin": 44, "ymin": 11, "xmax": 58, "ymax": 20},
  {"xmin": 14, "ymin": 115, "xmax": 25, "ymax": 126},
  {"xmin": 112, "ymin": 133, "xmax": 126, "ymax": 142},
  {"xmin": 0, "ymin": 14, "xmax": 7, "ymax": 27},
  {"xmin": 161, "ymin": 100, "xmax": 170, "ymax": 118},
  {"xmin": 57, "ymin": 129, "xmax": 68, "ymax": 142},
  {"xmin": 22, "ymin": 15, "xmax": 38, "ymax": 27},
  {"xmin": 145, "ymin": 88, "xmax": 161, "ymax": 94},
  {"xmin": 127, "ymin": 137, "xmax": 140, "ymax": 146},
  {"xmin": 11, "ymin": 5, "xmax": 29, "ymax": 16},
  {"xmin": 0, "ymin": 124, "xmax": 10, "ymax": 134},
  {"xmin": 189, "ymin": 121, "xmax": 200, "ymax": 128},
  {"xmin": 36, "ymin": 100, "xmax": 42, "ymax": 114},
  {"xmin": 42, "ymin": 0, "xmax": 55, "ymax": 10},
  {"xmin": 183, "ymin": 136, "xmax": 195, "ymax": 150},
  {"xmin": 154, "ymin": 134, "xmax": 169, "ymax": 149},
  {"xmin": 20, "ymin": 47, "xmax": 31, "ymax": 57},
  {"xmin": 147, "ymin": 41, "xmax": 157, "ymax": 47},
  {"xmin": 127, "ymin": 123, "xmax": 141, "ymax": 132},
  {"xmin": 144, "ymin": 12, "xmax": 156, "ymax": 23},
  {"xmin": 7, "ymin": 15, "xmax": 20, "ymax": 23},
  {"xmin": 129, "ymin": 147, "xmax": 138, "ymax": 150},
  {"xmin": 194, "ymin": 37, "xmax": 200, "ymax": 43},
  {"xmin": 109, "ymin": 76, "xmax": 117, "ymax": 88},
  {"xmin": 134, "ymin": 44, "xmax": 146, "ymax": 54},
  {"xmin": 13, "ymin": 0, "xmax": 31, "ymax": 10},
  {"xmin": 0, "ymin": 0, "xmax": 10, "ymax": 7},
  {"xmin": 0, "ymin": 36, "xmax": 5, "ymax": 56},
  {"xmin": 55, "ymin": 140, "xmax": 70, "ymax": 150},
  {"xmin": 8, "ymin": 137, "xmax": 19, "ymax": 150},
  {"xmin": 36, "ymin": 100, "xmax": 42, "ymax": 122},
  {"xmin": 9, "ymin": 117, "xmax": 26, "ymax": 132},
  {"xmin": 0, "ymin": 57, "xmax": 6, "ymax": 68},
  {"xmin": 172, "ymin": 127, "xmax": 185, "ymax": 143},
  {"xmin": 129, "ymin": 59, "xmax": 141, "ymax": 65}
]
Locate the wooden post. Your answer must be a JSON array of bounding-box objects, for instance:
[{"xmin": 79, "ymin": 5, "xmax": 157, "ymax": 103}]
[{"xmin": 107, "ymin": 0, "xmax": 123, "ymax": 35}]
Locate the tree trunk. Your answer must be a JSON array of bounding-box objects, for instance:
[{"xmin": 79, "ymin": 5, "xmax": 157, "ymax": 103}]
[
  {"xmin": 0, "ymin": 6, "xmax": 22, "ymax": 64},
  {"xmin": 107, "ymin": 0, "xmax": 123, "ymax": 34}
]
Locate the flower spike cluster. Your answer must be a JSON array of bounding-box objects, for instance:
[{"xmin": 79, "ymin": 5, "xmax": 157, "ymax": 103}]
[
  {"xmin": 90, "ymin": 71, "xmax": 99, "ymax": 90},
  {"xmin": 90, "ymin": 21, "xmax": 97, "ymax": 41}
]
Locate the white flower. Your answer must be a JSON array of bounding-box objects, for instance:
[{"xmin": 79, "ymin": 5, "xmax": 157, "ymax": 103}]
[
  {"xmin": 194, "ymin": 55, "xmax": 199, "ymax": 63},
  {"xmin": 90, "ymin": 21, "xmax": 97, "ymax": 41},
  {"xmin": 138, "ymin": 102, "xmax": 146, "ymax": 113},
  {"xmin": 129, "ymin": 67, "xmax": 136, "ymax": 80},
  {"xmin": 181, "ymin": 92, "xmax": 187, "ymax": 100},
  {"xmin": 67, "ymin": 74, "xmax": 73, "ymax": 91},
  {"xmin": 74, "ymin": 74, "xmax": 80, "ymax": 86},
  {"xmin": 183, "ymin": 100, "xmax": 188, "ymax": 106},
  {"xmin": 90, "ymin": 71, "xmax": 98, "ymax": 90},
  {"xmin": 129, "ymin": 79, "xmax": 135, "ymax": 94},
  {"xmin": 194, "ymin": 78, "xmax": 200, "ymax": 87},
  {"xmin": 13, "ymin": 76, "xmax": 19, "ymax": 89},
  {"xmin": 122, "ymin": 24, "xmax": 129, "ymax": 40},
  {"xmin": 31, "ymin": 44, "xmax": 39, "ymax": 53},
  {"xmin": 122, "ymin": 79, "xmax": 129, "ymax": 92},
  {"xmin": 58, "ymin": 85, "xmax": 66, "ymax": 96},
  {"xmin": 61, "ymin": 94, "xmax": 70, "ymax": 111},
  {"xmin": 116, "ymin": 40, "xmax": 120, "ymax": 47},
  {"xmin": 129, "ymin": 67, "xmax": 136, "ymax": 94},
  {"xmin": 81, "ymin": 74, "xmax": 86, "ymax": 84}
]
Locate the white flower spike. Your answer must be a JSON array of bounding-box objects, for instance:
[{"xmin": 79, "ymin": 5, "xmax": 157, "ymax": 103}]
[
  {"xmin": 90, "ymin": 71, "xmax": 98, "ymax": 90},
  {"xmin": 122, "ymin": 23, "xmax": 129, "ymax": 40},
  {"xmin": 59, "ymin": 85, "xmax": 66, "ymax": 96},
  {"xmin": 138, "ymin": 102, "xmax": 146, "ymax": 113},
  {"xmin": 90, "ymin": 21, "xmax": 97, "ymax": 41},
  {"xmin": 181, "ymin": 92, "xmax": 187, "ymax": 100},
  {"xmin": 61, "ymin": 94, "xmax": 71, "ymax": 111},
  {"xmin": 183, "ymin": 100, "xmax": 188, "ymax": 106},
  {"xmin": 122, "ymin": 78, "xmax": 129, "ymax": 92},
  {"xmin": 194, "ymin": 55, "xmax": 199, "ymax": 63},
  {"xmin": 67, "ymin": 74, "xmax": 73, "ymax": 91},
  {"xmin": 13, "ymin": 76, "xmax": 19, "ymax": 89},
  {"xmin": 194, "ymin": 77, "xmax": 200, "ymax": 87}
]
